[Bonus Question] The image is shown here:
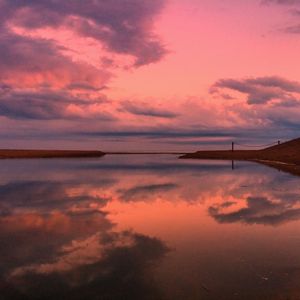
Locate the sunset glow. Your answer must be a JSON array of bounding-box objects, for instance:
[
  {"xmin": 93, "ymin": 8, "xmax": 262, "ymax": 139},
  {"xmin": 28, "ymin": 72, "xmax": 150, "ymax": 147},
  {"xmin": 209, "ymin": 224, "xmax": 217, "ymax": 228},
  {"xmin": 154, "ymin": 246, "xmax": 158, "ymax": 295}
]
[{"xmin": 1, "ymin": 0, "xmax": 300, "ymax": 150}]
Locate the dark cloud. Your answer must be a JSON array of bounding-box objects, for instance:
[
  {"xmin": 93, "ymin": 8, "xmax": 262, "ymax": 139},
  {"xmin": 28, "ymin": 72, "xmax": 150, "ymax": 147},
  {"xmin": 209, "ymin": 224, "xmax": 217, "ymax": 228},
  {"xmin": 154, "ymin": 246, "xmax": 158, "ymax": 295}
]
[
  {"xmin": 0, "ymin": 180, "xmax": 111, "ymax": 216},
  {"xmin": 0, "ymin": 29, "xmax": 108, "ymax": 89},
  {"xmin": 211, "ymin": 76, "xmax": 300, "ymax": 104},
  {"xmin": 72, "ymin": 125, "xmax": 293, "ymax": 147},
  {"xmin": 262, "ymin": 0, "xmax": 300, "ymax": 5},
  {"xmin": 166, "ymin": 139, "xmax": 235, "ymax": 146},
  {"xmin": 68, "ymin": 232, "xmax": 170, "ymax": 300},
  {"xmin": 0, "ymin": 26, "xmax": 115, "ymax": 121},
  {"xmin": 266, "ymin": 115, "xmax": 300, "ymax": 130},
  {"xmin": 262, "ymin": 0, "xmax": 300, "ymax": 34},
  {"xmin": 77, "ymin": 128, "xmax": 237, "ymax": 139},
  {"xmin": 0, "ymin": 188, "xmax": 169, "ymax": 300},
  {"xmin": 0, "ymin": 88, "xmax": 116, "ymax": 120},
  {"xmin": 284, "ymin": 23, "xmax": 300, "ymax": 33},
  {"xmin": 0, "ymin": 211, "xmax": 113, "ymax": 276},
  {"xmin": 220, "ymin": 201, "xmax": 236, "ymax": 208},
  {"xmin": 0, "ymin": 1, "xmax": 167, "ymax": 124},
  {"xmin": 1, "ymin": 0, "xmax": 167, "ymax": 66},
  {"xmin": 2, "ymin": 231, "xmax": 169, "ymax": 300},
  {"xmin": 209, "ymin": 196, "xmax": 300, "ymax": 226},
  {"xmin": 122, "ymin": 101, "xmax": 179, "ymax": 119},
  {"xmin": 118, "ymin": 183, "xmax": 178, "ymax": 201},
  {"xmin": 66, "ymin": 83, "xmax": 106, "ymax": 91},
  {"xmin": 0, "ymin": 175, "xmax": 169, "ymax": 300}
]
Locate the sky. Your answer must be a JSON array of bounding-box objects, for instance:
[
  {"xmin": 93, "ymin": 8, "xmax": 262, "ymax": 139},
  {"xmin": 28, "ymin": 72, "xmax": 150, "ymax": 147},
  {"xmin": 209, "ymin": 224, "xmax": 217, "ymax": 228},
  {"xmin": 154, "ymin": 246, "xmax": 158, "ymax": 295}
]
[{"xmin": 1, "ymin": 0, "xmax": 300, "ymax": 151}]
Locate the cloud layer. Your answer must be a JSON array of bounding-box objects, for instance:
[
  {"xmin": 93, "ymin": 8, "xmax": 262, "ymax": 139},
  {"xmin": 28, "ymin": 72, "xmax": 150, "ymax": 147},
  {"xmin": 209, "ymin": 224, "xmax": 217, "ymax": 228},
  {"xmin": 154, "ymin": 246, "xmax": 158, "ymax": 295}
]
[
  {"xmin": 262, "ymin": 0, "xmax": 300, "ymax": 33},
  {"xmin": 211, "ymin": 76, "xmax": 300, "ymax": 105},
  {"xmin": 0, "ymin": 0, "xmax": 168, "ymax": 130},
  {"xmin": 1, "ymin": 0, "xmax": 300, "ymax": 149},
  {"xmin": 1, "ymin": 0, "xmax": 167, "ymax": 67}
]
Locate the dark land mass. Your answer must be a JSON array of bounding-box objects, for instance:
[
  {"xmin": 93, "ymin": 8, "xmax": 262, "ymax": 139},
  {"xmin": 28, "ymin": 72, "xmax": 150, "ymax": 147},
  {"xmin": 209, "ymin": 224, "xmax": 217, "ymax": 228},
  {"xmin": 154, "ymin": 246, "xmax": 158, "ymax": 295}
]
[
  {"xmin": 0, "ymin": 149, "xmax": 105, "ymax": 159},
  {"xmin": 180, "ymin": 138, "xmax": 300, "ymax": 177}
]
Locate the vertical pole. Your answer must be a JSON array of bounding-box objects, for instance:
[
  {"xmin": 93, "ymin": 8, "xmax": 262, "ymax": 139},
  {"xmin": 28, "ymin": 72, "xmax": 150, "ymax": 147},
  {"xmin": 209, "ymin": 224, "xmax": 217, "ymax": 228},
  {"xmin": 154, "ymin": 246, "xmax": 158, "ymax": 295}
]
[
  {"xmin": 232, "ymin": 142, "xmax": 234, "ymax": 152},
  {"xmin": 278, "ymin": 140, "xmax": 280, "ymax": 145}
]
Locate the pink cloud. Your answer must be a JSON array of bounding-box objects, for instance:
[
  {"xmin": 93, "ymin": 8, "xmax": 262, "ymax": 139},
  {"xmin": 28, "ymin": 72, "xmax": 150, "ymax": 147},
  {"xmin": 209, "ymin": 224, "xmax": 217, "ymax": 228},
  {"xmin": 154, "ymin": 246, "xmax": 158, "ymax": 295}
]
[
  {"xmin": 0, "ymin": 30, "xmax": 109, "ymax": 89},
  {"xmin": 2, "ymin": 0, "xmax": 167, "ymax": 66},
  {"xmin": 211, "ymin": 76, "xmax": 300, "ymax": 104}
]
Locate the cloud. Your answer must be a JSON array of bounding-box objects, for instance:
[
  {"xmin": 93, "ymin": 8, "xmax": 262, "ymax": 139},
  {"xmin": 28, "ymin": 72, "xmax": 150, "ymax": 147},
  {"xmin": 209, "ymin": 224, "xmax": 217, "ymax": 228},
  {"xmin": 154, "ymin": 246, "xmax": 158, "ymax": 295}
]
[
  {"xmin": 118, "ymin": 183, "xmax": 178, "ymax": 201},
  {"xmin": 0, "ymin": 166, "xmax": 173, "ymax": 299},
  {"xmin": 209, "ymin": 196, "xmax": 300, "ymax": 226},
  {"xmin": 4, "ymin": 230, "xmax": 169, "ymax": 300},
  {"xmin": 0, "ymin": 26, "xmax": 116, "ymax": 121},
  {"xmin": 0, "ymin": 1, "xmax": 168, "ymax": 124},
  {"xmin": 0, "ymin": 185, "xmax": 170, "ymax": 299},
  {"xmin": 76, "ymin": 127, "xmax": 237, "ymax": 139},
  {"xmin": 262, "ymin": 0, "xmax": 300, "ymax": 33},
  {"xmin": 209, "ymin": 76, "xmax": 300, "ymax": 139},
  {"xmin": 1, "ymin": 0, "xmax": 167, "ymax": 67},
  {"xmin": 0, "ymin": 88, "xmax": 116, "ymax": 120},
  {"xmin": 0, "ymin": 29, "xmax": 109, "ymax": 90},
  {"xmin": 122, "ymin": 101, "xmax": 179, "ymax": 119},
  {"xmin": 0, "ymin": 180, "xmax": 113, "ymax": 216},
  {"xmin": 283, "ymin": 23, "xmax": 300, "ymax": 33},
  {"xmin": 211, "ymin": 76, "xmax": 300, "ymax": 104},
  {"xmin": 262, "ymin": 0, "xmax": 300, "ymax": 5}
]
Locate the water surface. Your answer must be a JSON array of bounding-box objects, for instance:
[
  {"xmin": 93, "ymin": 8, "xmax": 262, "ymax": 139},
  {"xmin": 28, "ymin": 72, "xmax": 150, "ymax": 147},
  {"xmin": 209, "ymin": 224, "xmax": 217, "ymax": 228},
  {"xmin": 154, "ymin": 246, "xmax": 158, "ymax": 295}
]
[{"xmin": 1, "ymin": 155, "xmax": 300, "ymax": 299}]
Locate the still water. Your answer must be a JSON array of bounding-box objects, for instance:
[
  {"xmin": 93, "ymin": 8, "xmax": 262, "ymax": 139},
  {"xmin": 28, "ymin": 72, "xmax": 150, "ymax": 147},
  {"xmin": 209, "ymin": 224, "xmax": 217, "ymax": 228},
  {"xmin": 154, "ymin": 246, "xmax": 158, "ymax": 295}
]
[{"xmin": 1, "ymin": 155, "xmax": 300, "ymax": 300}]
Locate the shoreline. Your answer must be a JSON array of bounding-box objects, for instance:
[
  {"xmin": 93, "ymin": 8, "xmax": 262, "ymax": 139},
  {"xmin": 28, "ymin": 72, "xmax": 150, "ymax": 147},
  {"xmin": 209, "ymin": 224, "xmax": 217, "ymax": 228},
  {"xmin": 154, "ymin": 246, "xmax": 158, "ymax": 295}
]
[
  {"xmin": 179, "ymin": 147, "xmax": 300, "ymax": 177},
  {"xmin": 253, "ymin": 159, "xmax": 300, "ymax": 177},
  {"xmin": 1, "ymin": 148, "xmax": 300, "ymax": 177},
  {"xmin": 2, "ymin": 137, "xmax": 300, "ymax": 177},
  {"xmin": 0, "ymin": 149, "xmax": 106, "ymax": 159}
]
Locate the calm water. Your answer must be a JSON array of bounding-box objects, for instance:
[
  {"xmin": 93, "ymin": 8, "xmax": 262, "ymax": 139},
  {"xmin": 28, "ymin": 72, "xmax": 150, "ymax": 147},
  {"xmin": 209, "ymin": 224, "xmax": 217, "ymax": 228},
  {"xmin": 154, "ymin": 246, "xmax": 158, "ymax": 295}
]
[{"xmin": 1, "ymin": 155, "xmax": 300, "ymax": 300}]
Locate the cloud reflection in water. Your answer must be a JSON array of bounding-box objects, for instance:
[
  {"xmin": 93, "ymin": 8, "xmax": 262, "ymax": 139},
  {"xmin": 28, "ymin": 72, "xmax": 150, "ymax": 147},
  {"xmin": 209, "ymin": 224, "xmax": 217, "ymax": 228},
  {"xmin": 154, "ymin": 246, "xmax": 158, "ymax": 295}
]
[{"xmin": 1, "ymin": 156, "xmax": 300, "ymax": 299}]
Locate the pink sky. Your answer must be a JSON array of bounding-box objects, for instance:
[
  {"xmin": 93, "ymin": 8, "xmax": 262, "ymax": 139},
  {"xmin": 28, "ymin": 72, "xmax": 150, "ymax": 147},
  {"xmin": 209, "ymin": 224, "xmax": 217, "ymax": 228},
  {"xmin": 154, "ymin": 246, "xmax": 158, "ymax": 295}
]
[
  {"xmin": 110, "ymin": 0, "xmax": 300, "ymax": 98},
  {"xmin": 1, "ymin": 0, "xmax": 300, "ymax": 150}
]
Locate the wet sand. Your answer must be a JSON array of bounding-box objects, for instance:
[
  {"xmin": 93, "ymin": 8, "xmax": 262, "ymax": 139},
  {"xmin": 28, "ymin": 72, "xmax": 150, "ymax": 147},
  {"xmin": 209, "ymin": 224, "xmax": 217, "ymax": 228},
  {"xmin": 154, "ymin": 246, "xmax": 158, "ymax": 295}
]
[{"xmin": 0, "ymin": 149, "xmax": 105, "ymax": 159}]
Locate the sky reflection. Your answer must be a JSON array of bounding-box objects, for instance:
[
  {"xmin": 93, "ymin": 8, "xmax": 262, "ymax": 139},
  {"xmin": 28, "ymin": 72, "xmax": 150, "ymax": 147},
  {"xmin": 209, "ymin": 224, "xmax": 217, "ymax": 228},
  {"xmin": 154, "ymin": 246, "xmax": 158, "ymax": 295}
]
[{"xmin": 1, "ymin": 155, "xmax": 300, "ymax": 299}]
